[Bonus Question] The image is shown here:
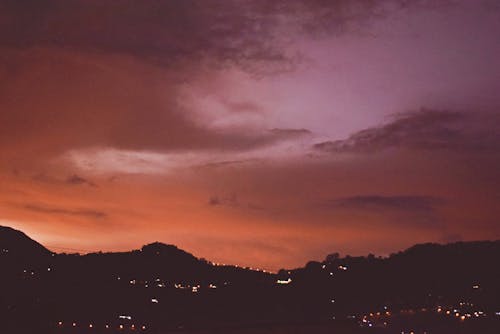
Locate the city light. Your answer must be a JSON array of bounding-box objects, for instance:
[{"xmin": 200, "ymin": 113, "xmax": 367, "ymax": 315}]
[{"xmin": 276, "ymin": 278, "xmax": 292, "ymax": 285}]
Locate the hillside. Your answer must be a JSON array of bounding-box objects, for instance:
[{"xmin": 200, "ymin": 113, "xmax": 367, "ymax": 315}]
[{"xmin": 0, "ymin": 225, "xmax": 499, "ymax": 333}]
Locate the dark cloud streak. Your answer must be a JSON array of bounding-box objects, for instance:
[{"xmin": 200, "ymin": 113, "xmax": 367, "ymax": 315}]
[
  {"xmin": 0, "ymin": 0, "xmax": 445, "ymax": 71},
  {"xmin": 327, "ymin": 195, "xmax": 443, "ymax": 214},
  {"xmin": 314, "ymin": 109, "xmax": 500, "ymax": 153},
  {"xmin": 23, "ymin": 204, "xmax": 107, "ymax": 219},
  {"xmin": 66, "ymin": 175, "xmax": 97, "ymax": 187}
]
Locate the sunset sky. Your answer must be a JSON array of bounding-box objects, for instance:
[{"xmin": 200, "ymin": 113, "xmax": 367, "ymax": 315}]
[{"xmin": 1, "ymin": 0, "xmax": 499, "ymax": 271}]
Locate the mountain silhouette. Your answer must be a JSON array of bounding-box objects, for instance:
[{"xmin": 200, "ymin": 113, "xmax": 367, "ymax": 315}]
[
  {"xmin": 1, "ymin": 224, "xmax": 499, "ymax": 333},
  {"xmin": 0, "ymin": 225, "xmax": 52, "ymax": 259},
  {"xmin": 141, "ymin": 241, "xmax": 200, "ymax": 263}
]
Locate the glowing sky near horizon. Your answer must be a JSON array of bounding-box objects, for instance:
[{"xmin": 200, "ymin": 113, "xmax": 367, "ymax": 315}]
[{"xmin": 0, "ymin": 0, "xmax": 499, "ymax": 270}]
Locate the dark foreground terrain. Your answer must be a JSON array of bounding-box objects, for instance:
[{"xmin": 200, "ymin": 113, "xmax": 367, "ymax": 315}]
[{"xmin": 1, "ymin": 225, "xmax": 499, "ymax": 333}]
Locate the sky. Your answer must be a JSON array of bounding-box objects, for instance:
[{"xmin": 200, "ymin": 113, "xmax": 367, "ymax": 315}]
[{"xmin": 0, "ymin": 0, "xmax": 499, "ymax": 271}]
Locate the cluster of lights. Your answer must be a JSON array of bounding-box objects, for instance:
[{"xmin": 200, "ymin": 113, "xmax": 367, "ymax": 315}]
[
  {"xmin": 211, "ymin": 262, "xmax": 227, "ymax": 267},
  {"xmin": 17, "ymin": 258, "xmax": 496, "ymax": 333},
  {"xmin": 21, "ymin": 267, "xmax": 53, "ymax": 276},
  {"xmin": 319, "ymin": 263, "xmax": 350, "ymax": 278},
  {"xmin": 130, "ymin": 278, "xmax": 167, "ymax": 288},
  {"xmin": 57, "ymin": 321, "xmax": 147, "ymax": 330},
  {"xmin": 210, "ymin": 262, "xmax": 269, "ymax": 273},
  {"xmin": 154, "ymin": 278, "xmax": 166, "ymax": 288},
  {"xmin": 361, "ymin": 309, "xmax": 392, "ymax": 321},
  {"xmin": 357, "ymin": 302, "xmax": 493, "ymax": 331},
  {"xmin": 361, "ymin": 316, "xmax": 375, "ymax": 327},
  {"xmin": 128, "ymin": 278, "xmax": 221, "ymax": 292},
  {"xmin": 320, "ymin": 263, "xmax": 349, "ymax": 271},
  {"xmin": 437, "ymin": 305, "xmax": 487, "ymax": 321}
]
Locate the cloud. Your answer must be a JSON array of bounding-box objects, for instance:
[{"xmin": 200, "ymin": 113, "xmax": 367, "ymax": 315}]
[
  {"xmin": 208, "ymin": 194, "xmax": 238, "ymax": 207},
  {"xmin": 208, "ymin": 194, "xmax": 267, "ymax": 212},
  {"xmin": 314, "ymin": 109, "xmax": 500, "ymax": 153},
  {"xmin": 198, "ymin": 159, "xmax": 257, "ymax": 170},
  {"xmin": 0, "ymin": 0, "xmax": 454, "ymax": 79},
  {"xmin": 66, "ymin": 175, "xmax": 96, "ymax": 187},
  {"xmin": 222, "ymin": 100, "xmax": 263, "ymax": 114},
  {"xmin": 1, "ymin": 2, "xmax": 487, "ymax": 167},
  {"xmin": 23, "ymin": 204, "xmax": 107, "ymax": 219},
  {"xmin": 0, "ymin": 0, "xmax": 293, "ymax": 75},
  {"xmin": 1, "ymin": 0, "xmax": 499, "ymax": 270},
  {"xmin": 0, "ymin": 49, "xmax": 315, "ymax": 166},
  {"xmin": 31, "ymin": 173, "xmax": 97, "ymax": 187},
  {"xmin": 269, "ymin": 128, "xmax": 312, "ymax": 137},
  {"xmin": 208, "ymin": 197, "xmax": 221, "ymax": 206},
  {"xmin": 327, "ymin": 195, "xmax": 442, "ymax": 214}
]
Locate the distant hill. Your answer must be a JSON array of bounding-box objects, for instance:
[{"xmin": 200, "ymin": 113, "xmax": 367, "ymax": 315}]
[
  {"xmin": 0, "ymin": 225, "xmax": 52, "ymax": 259},
  {"xmin": 0, "ymin": 224, "xmax": 499, "ymax": 333}
]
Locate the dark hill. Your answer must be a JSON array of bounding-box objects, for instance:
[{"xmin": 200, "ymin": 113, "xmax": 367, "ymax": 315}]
[
  {"xmin": 0, "ymin": 225, "xmax": 499, "ymax": 333},
  {"xmin": 0, "ymin": 225, "xmax": 52, "ymax": 259},
  {"xmin": 141, "ymin": 241, "xmax": 200, "ymax": 263}
]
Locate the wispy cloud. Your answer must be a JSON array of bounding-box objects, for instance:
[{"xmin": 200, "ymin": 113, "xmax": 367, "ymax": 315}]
[
  {"xmin": 269, "ymin": 128, "xmax": 312, "ymax": 137},
  {"xmin": 32, "ymin": 173, "xmax": 97, "ymax": 187},
  {"xmin": 314, "ymin": 109, "xmax": 499, "ymax": 153},
  {"xmin": 66, "ymin": 174, "xmax": 97, "ymax": 187},
  {"xmin": 24, "ymin": 204, "xmax": 106, "ymax": 219},
  {"xmin": 208, "ymin": 194, "xmax": 267, "ymax": 212},
  {"xmin": 326, "ymin": 195, "xmax": 443, "ymax": 214},
  {"xmin": 208, "ymin": 195, "xmax": 238, "ymax": 207},
  {"xmin": 0, "ymin": 0, "xmax": 422, "ymax": 72}
]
